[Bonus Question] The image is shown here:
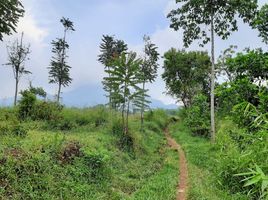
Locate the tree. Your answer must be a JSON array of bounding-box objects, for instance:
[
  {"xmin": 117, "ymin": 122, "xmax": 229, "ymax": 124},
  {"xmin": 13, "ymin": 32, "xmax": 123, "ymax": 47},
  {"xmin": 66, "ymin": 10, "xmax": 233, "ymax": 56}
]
[
  {"xmin": 139, "ymin": 35, "xmax": 159, "ymax": 131},
  {"xmin": 215, "ymin": 49, "xmax": 268, "ymax": 115},
  {"xmin": 104, "ymin": 52, "xmax": 143, "ymax": 134},
  {"xmin": 0, "ymin": 0, "xmax": 24, "ymax": 41},
  {"xmin": 5, "ymin": 32, "xmax": 31, "ymax": 106},
  {"xmin": 252, "ymin": 4, "xmax": 268, "ymax": 44},
  {"xmin": 167, "ymin": 0, "xmax": 258, "ymax": 142},
  {"xmin": 162, "ymin": 48, "xmax": 211, "ymax": 108},
  {"xmin": 98, "ymin": 35, "xmax": 128, "ymax": 108},
  {"xmin": 48, "ymin": 17, "xmax": 75, "ymax": 102}
]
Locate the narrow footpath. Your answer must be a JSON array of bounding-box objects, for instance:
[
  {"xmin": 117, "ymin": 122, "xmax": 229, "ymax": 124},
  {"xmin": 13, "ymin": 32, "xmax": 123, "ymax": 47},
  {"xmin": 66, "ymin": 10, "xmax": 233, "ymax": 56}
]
[{"xmin": 165, "ymin": 128, "xmax": 188, "ymax": 200}]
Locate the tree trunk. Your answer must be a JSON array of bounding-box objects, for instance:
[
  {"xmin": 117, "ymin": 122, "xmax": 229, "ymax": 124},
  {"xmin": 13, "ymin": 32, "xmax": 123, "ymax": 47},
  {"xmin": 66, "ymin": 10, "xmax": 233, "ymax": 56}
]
[
  {"xmin": 57, "ymin": 83, "xmax": 62, "ymax": 103},
  {"xmin": 210, "ymin": 13, "xmax": 216, "ymax": 143},
  {"xmin": 140, "ymin": 81, "xmax": 145, "ymax": 132},
  {"xmin": 126, "ymin": 100, "xmax": 130, "ymax": 135},
  {"xmin": 14, "ymin": 76, "xmax": 19, "ymax": 106}
]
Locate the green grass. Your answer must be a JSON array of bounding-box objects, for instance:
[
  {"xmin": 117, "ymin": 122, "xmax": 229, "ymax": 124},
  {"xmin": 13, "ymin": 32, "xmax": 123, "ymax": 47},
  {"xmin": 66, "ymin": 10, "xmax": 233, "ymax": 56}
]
[
  {"xmin": 169, "ymin": 122, "xmax": 248, "ymax": 200},
  {"xmin": 0, "ymin": 107, "xmax": 178, "ymax": 200}
]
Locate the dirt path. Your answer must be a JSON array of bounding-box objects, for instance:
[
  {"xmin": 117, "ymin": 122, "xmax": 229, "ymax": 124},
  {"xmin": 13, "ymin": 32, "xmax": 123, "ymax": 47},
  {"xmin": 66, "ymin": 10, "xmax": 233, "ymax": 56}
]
[{"xmin": 165, "ymin": 128, "xmax": 188, "ymax": 200}]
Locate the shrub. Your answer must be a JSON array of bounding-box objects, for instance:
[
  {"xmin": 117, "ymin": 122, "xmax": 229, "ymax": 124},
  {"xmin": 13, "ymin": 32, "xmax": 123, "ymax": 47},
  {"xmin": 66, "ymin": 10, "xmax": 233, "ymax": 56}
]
[
  {"xmin": 109, "ymin": 117, "xmax": 124, "ymax": 135},
  {"xmin": 32, "ymin": 101, "xmax": 62, "ymax": 121},
  {"xmin": 144, "ymin": 109, "xmax": 168, "ymax": 129},
  {"xmin": 184, "ymin": 94, "xmax": 210, "ymax": 137},
  {"xmin": 18, "ymin": 90, "xmax": 37, "ymax": 120},
  {"xmin": 48, "ymin": 117, "xmax": 77, "ymax": 131}
]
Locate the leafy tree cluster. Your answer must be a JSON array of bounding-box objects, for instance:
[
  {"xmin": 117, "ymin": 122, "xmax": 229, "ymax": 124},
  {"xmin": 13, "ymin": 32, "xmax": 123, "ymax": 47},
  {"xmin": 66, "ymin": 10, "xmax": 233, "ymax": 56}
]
[
  {"xmin": 167, "ymin": 0, "xmax": 259, "ymax": 141},
  {"xmin": 105, "ymin": 52, "xmax": 144, "ymax": 134},
  {"xmin": 99, "ymin": 35, "xmax": 159, "ymax": 133},
  {"xmin": 162, "ymin": 49, "xmax": 210, "ymax": 108},
  {"xmin": 2, "ymin": 1, "xmax": 75, "ymax": 106}
]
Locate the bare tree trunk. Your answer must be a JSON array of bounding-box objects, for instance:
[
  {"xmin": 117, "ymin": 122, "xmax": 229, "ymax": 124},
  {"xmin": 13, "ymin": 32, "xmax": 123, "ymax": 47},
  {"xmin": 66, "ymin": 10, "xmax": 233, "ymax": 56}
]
[
  {"xmin": 210, "ymin": 13, "xmax": 216, "ymax": 143},
  {"xmin": 57, "ymin": 83, "xmax": 61, "ymax": 103},
  {"xmin": 126, "ymin": 100, "xmax": 130, "ymax": 135},
  {"xmin": 140, "ymin": 81, "xmax": 145, "ymax": 132},
  {"xmin": 14, "ymin": 76, "xmax": 19, "ymax": 106}
]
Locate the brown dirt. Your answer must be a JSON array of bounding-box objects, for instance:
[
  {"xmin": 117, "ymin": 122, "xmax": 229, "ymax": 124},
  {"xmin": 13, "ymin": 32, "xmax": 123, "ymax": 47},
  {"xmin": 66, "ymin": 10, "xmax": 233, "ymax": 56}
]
[
  {"xmin": 58, "ymin": 141, "xmax": 83, "ymax": 164},
  {"xmin": 165, "ymin": 128, "xmax": 188, "ymax": 200}
]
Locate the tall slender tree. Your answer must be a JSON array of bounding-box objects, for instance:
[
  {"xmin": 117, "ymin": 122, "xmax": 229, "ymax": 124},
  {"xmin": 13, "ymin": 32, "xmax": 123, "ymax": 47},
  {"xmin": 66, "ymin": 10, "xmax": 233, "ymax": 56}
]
[
  {"xmin": 98, "ymin": 35, "xmax": 128, "ymax": 108},
  {"xmin": 5, "ymin": 32, "xmax": 31, "ymax": 105},
  {"xmin": 139, "ymin": 35, "xmax": 159, "ymax": 131},
  {"xmin": 0, "ymin": 0, "xmax": 24, "ymax": 41},
  {"xmin": 48, "ymin": 17, "xmax": 75, "ymax": 102},
  {"xmin": 168, "ymin": 0, "xmax": 258, "ymax": 142}
]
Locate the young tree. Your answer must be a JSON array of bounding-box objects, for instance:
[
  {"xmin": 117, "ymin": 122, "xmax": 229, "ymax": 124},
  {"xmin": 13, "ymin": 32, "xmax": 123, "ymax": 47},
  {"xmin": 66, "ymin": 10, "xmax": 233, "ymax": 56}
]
[
  {"xmin": 48, "ymin": 17, "xmax": 75, "ymax": 102},
  {"xmin": 104, "ymin": 52, "xmax": 143, "ymax": 134},
  {"xmin": 139, "ymin": 35, "xmax": 159, "ymax": 131},
  {"xmin": 0, "ymin": 0, "xmax": 24, "ymax": 41},
  {"xmin": 5, "ymin": 32, "xmax": 31, "ymax": 105},
  {"xmin": 98, "ymin": 35, "xmax": 128, "ymax": 108},
  {"xmin": 162, "ymin": 48, "xmax": 211, "ymax": 108},
  {"xmin": 167, "ymin": 0, "xmax": 258, "ymax": 142}
]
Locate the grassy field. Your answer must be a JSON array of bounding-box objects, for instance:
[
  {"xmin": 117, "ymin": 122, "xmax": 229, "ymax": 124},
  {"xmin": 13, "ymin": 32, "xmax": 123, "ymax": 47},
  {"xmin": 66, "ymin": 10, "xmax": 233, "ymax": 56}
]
[{"xmin": 0, "ymin": 107, "xmax": 178, "ymax": 200}]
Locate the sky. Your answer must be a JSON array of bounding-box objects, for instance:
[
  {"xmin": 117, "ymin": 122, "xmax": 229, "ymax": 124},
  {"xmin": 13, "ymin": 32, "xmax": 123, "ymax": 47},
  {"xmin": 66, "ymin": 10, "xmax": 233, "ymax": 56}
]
[{"xmin": 0, "ymin": 0, "xmax": 267, "ymax": 106}]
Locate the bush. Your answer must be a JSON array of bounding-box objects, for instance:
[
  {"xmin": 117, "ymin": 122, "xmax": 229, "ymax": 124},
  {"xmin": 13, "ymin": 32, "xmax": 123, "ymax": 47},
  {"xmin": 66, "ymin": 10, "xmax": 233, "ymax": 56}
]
[
  {"xmin": 48, "ymin": 117, "xmax": 77, "ymax": 131},
  {"xmin": 18, "ymin": 90, "xmax": 37, "ymax": 120},
  {"xmin": 144, "ymin": 109, "xmax": 168, "ymax": 129},
  {"xmin": 83, "ymin": 151, "xmax": 109, "ymax": 179},
  {"xmin": 184, "ymin": 94, "xmax": 210, "ymax": 137},
  {"xmin": 109, "ymin": 117, "xmax": 124, "ymax": 135},
  {"xmin": 32, "ymin": 101, "xmax": 62, "ymax": 121}
]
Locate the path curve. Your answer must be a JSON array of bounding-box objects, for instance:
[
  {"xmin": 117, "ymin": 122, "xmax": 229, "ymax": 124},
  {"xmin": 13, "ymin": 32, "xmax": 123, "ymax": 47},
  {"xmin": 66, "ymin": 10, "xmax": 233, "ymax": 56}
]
[{"xmin": 165, "ymin": 128, "xmax": 188, "ymax": 200}]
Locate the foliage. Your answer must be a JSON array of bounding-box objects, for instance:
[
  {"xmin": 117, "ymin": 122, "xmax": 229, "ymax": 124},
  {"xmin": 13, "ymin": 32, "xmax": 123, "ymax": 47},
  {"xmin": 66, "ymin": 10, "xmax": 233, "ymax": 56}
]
[
  {"xmin": 252, "ymin": 4, "xmax": 268, "ymax": 44},
  {"xmin": 48, "ymin": 17, "xmax": 75, "ymax": 102},
  {"xmin": 235, "ymin": 165, "xmax": 268, "ymax": 199},
  {"xmin": 225, "ymin": 48, "xmax": 268, "ymax": 82},
  {"xmin": 104, "ymin": 52, "xmax": 144, "ymax": 134},
  {"xmin": 18, "ymin": 87, "xmax": 62, "ymax": 121},
  {"xmin": 98, "ymin": 35, "xmax": 128, "ymax": 109},
  {"xmin": 0, "ymin": 0, "xmax": 24, "ymax": 41},
  {"xmin": 184, "ymin": 94, "xmax": 210, "ymax": 137},
  {"xmin": 18, "ymin": 89, "xmax": 37, "ymax": 120},
  {"xmin": 167, "ymin": 0, "xmax": 258, "ymax": 48},
  {"xmin": 162, "ymin": 49, "xmax": 210, "ymax": 108}
]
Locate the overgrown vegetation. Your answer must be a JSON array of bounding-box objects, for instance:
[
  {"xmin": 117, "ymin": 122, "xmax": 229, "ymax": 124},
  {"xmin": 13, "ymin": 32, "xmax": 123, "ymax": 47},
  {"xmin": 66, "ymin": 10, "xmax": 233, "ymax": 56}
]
[{"xmin": 0, "ymin": 104, "xmax": 179, "ymax": 199}]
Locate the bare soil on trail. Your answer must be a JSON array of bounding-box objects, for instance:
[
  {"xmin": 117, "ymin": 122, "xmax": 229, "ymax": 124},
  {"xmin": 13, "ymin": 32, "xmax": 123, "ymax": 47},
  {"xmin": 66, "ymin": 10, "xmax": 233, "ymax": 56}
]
[{"xmin": 165, "ymin": 128, "xmax": 188, "ymax": 200}]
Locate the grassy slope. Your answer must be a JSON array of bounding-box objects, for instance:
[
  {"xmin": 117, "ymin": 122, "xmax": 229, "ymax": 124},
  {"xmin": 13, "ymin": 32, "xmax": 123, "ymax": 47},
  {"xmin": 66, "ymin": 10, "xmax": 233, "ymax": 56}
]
[
  {"xmin": 169, "ymin": 121, "xmax": 249, "ymax": 200},
  {"xmin": 0, "ymin": 108, "xmax": 178, "ymax": 200}
]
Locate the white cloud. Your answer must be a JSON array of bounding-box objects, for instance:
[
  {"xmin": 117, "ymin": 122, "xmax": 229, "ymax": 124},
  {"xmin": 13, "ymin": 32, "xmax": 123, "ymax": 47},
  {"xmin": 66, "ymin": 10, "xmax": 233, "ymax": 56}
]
[{"xmin": 17, "ymin": 13, "xmax": 48, "ymax": 45}]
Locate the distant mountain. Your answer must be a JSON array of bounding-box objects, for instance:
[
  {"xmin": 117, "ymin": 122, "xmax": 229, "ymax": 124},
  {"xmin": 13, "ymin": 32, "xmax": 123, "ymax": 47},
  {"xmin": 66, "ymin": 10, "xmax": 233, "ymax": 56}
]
[
  {"xmin": 0, "ymin": 84, "xmax": 178, "ymax": 110},
  {"xmin": 61, "ymin": 84, "xmax": 178, "ymax": 109}
]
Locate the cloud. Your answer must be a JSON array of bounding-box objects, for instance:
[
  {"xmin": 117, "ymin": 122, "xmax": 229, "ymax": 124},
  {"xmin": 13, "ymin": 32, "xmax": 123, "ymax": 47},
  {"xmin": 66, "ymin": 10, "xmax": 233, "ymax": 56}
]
[
  {"xmin": 0, "ymin": 2, "xmax": 50, "ymax": 99},
  {"xmin": 17, "ymin": 13, "xmax": 48, "ymax": 45}
]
